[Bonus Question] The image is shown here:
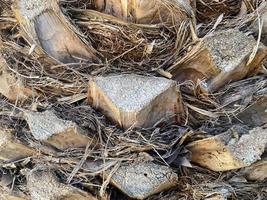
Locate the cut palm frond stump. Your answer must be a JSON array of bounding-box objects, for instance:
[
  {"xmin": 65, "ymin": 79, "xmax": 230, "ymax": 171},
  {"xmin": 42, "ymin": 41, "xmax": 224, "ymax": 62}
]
[
  {"xmin": 24, "ymin": 110, "xmax": 94, "ymax": 150},
  {"xmin": 187, "ymin": 127, "xmax": 267, "ymax": 171},
  {"xmin": 171, "ymin": 29, "xmax": 267, "ymax": 92},
  {"xmin": 0, "ymin": 0, "xmax": 267, "ymax": 200},
  {"xmin": 13, "ymin": 0, "xmax": 99, "ymax": 64},
  {"xmin": 88, "ymin": 74, "xmax": 184, "ymax": 129},
  {"xmin": 26, "ymin": 166, "xmax": 97, "ymax": 200},
  {"xmin": 109, "ymin": 160, "xmax": 178, "ymax": 199}
]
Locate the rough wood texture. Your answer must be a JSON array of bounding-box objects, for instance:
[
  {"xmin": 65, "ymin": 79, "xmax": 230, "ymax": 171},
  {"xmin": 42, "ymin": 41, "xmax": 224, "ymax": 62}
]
[
  {"xmin": 88, "ymin": 74, "xmax": 184, "ymax": 129},
  {"xmin": 171, "ymin": 29, "xmax": 267, "ymax": 92},
  {"xmin": 187, "ymin": 127, "xmax": 267, "ymax": 171},
  {"xmin": 13, "ymin": 0, "xmax": 99, "ymax": 63},
  {"xmin": 0, "ymin": 54, "xmax": 32, "ymax": 101},
  {"xmin": 24, "ymin": 110, "xmax": 93, "ymax": 150},
  {"xmin": 0, "ymin": 130, "xmax": 36, "ymax": 162},
  {"xmin": 110, "ymin": 161, "xmax": 178, "ymax": 199},
  {"xmin": 27, "ymin": 167, "xmax": 97, "ymax": 200},
  {"xmin": 92, "ymin": 0, "xmax": 191, "ymax": 24},
  {"xmin": 243, "ymin": 155, "xmax": 267, "ymax": 181}
]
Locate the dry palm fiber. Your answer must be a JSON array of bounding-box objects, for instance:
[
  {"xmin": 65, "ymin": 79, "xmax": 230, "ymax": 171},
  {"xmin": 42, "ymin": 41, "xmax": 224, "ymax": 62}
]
[
  {"xmin": 61, "ymin": 0, "xmax": 195, "ymax": 71},
  {"xmin": 196, "ymin": 0, "xmax": 243, "ymax": 22}
]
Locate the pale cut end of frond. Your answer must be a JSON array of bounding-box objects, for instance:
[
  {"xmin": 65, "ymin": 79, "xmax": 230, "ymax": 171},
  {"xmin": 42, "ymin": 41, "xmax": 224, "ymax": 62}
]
[
  {"xmin": 187, "ymin": 127, "xmax": 267, "ymax": 171},
  {"xmin": 171, "ymin": 29, "xmax": 267, "ymax": 92}
]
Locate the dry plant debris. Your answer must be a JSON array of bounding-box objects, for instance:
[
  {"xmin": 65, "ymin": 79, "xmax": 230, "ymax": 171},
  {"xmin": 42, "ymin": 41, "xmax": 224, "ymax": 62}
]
[{"xmin": 0, "ymin": 0, "xmax": 266, "ymax": 199}]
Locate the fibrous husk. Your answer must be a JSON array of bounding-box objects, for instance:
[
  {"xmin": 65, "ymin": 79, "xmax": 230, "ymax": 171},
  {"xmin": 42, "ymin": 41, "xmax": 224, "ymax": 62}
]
[
  {"xmin": 12, "ymin": 0, "xmax": 99, "ymax": 64},
  {"xmin": 196, "ymin": 0, "xmax": 243, "ymax": 22}
]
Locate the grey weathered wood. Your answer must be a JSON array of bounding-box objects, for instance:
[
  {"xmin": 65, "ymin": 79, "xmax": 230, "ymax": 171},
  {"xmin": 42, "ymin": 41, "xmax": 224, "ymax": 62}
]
[{"xmin": 88, "ymin": 74, "xmax": 184, "ymax": 129}]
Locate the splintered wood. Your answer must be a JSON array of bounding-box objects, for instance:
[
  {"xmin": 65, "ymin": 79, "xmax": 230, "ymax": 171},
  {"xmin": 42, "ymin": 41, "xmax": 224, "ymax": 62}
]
[
  {"xmin": 27, "ymin": 167, "xmax": 97, "ymax": 200},
  {"xmin": 110, "ymin": 161, "xmax": 178, "ymax": 199},
  {"xmin": 187, "ymin": 127, "xmax": 267, "ymax": 171},
  {"xmin": 24, "ymin": 110, "xmax": 93, "ymax": 150},
  {"xmin": 88, "ymin": 74, "xmax": 183, "ymax": 129},
  {"xmin": 13, "ymin": 0, "xmax": 99, "ymax": 63},
  {"xmin": 0, "ymin": 129, "xmax": 36, "ymax": 162},
  {"xmin": 171, "ymin": 29, "xmax": 267, "ymax": 92}
]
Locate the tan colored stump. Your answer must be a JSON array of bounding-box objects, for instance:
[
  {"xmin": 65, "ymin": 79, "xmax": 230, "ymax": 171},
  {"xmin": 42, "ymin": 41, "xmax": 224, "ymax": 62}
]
[
  {"xmin": 110, "ymin": 161, "xmax": 178, "ymax": 199},
  {"xmin": 171, "ymin": 29, "xmax": 267, "ymax": 92},
  {"xmin": 88, "ymin": 74, "xmax": 184, "ymax": 129},
  {"xmin": 187, "ymin": 127, "xmax": 267, "ymax": 171},
  {"xmin": 13, "ymin": 0, "xmax": 99, "ymax": 63},
  {"xmin": 24, "ymin": 110, "xmax": 94, "ymax": 150}
]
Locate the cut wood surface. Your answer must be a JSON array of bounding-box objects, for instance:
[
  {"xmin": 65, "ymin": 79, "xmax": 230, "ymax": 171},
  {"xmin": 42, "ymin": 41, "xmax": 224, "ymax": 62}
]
[
  {"xmin": 27, "ymin": 167, "xmax": 97, "ymax": 200},
  {"xmin": 13, "ymin": 0, "xmax": 99, "ymax": 63},
  {"xmin": 187, "ymin": 127, "xmax": 267, "ymax": 171},
  {"xmin": 24, "ymin": 110, "xmax": 94, "ymax": 150},
  {"xmin": 88, "ymin": 74, "xmax": 184, "ymax": 129},
  {"xmin": 110, "ymin": 161, "xmax": 178, "ymax": 199},
  {"xmin": 0, "ymin": 129, "xmax": 36, "ymax": 163},
  {"xmin": 171, "ymin": 29, "xmax": 267, "ymax": 92}
]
